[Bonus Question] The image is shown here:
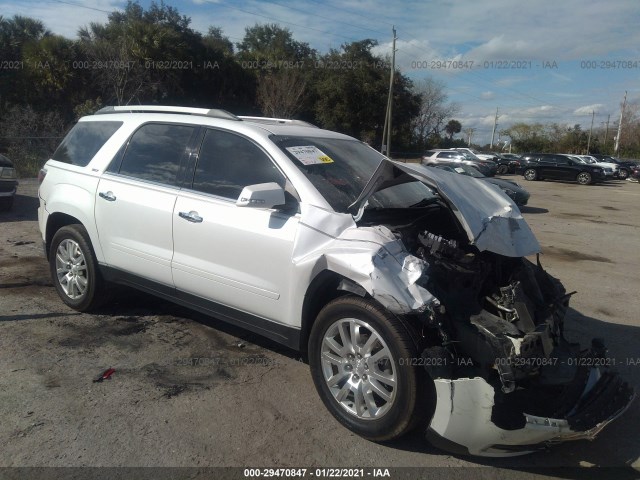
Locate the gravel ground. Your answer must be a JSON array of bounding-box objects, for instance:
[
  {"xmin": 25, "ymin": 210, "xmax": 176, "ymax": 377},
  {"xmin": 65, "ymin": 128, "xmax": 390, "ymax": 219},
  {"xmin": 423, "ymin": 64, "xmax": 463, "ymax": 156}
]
[{"xmin": 0, "ymin": 177, "xmax": 639, "ymax": 479}]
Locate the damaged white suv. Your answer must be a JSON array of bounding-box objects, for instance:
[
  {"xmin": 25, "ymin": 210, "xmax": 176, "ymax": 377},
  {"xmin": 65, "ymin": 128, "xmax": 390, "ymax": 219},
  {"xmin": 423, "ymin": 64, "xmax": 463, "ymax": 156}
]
[{"xmin": 39, "ymin": 106, "xmax": 633, "ymax": 456}]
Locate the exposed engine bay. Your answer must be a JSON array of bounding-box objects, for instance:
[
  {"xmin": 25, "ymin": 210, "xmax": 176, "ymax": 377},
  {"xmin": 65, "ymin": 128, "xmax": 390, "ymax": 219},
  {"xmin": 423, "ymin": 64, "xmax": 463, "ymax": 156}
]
[{"xmin": 357, "ymin": 204, "xmax": 634, "ymax": 455}]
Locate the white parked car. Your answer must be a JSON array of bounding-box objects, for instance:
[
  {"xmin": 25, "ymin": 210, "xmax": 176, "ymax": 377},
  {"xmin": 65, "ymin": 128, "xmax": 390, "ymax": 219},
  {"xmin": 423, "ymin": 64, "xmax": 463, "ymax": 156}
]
[
  {"xmin": 452, "ymin": 147, "xmax": 496, "ymax": 162},
  {"xmin": 38, "ymin": 106, "xmax": 633, "ymax": 456},
  {"xmin": 576, "ymin": 155, "xmax": 619, "ymax": 177}
]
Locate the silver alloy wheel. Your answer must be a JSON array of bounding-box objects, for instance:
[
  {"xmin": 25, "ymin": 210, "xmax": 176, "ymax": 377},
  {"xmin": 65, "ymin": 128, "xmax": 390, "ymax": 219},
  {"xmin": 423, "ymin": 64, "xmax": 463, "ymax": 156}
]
[
  {"xmin": 577, "ymin": 172, "xmax": 591, "ymax": 185},
  {"xmin": 55, "ymin": 239, "xmax": 88, "ymax": 299},
  {"xmin": 619, "ymin": 170, "xmax": 628, "ymax": 179},
  {"xmin": 524, "ymin": 169, "xmax": 537, "ymax": 181},
  {"xmin": 320, "ymin": 318, "xmax": 397, "ymax": 420}
]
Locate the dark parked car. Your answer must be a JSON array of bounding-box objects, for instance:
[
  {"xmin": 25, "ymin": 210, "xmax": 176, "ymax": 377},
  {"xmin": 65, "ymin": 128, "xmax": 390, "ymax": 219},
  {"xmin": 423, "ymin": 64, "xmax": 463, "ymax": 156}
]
[
  {"xmin": 520, "ymin": 153, "xmax": 605, "ymax": 185},
  {"xmin": 0, "ymin": 154, "xmax": 18, "ymax": 211},
  {"xmin": 491, "ymin": 153, "xmax": 521, "ymax": 174},
  {"xmin": 433, "ymin": 164, "xmax": 530, "ymax": 205},
  {"xmin": 591, "ymin": 154, "xmax": 639, "ymax": 180}
]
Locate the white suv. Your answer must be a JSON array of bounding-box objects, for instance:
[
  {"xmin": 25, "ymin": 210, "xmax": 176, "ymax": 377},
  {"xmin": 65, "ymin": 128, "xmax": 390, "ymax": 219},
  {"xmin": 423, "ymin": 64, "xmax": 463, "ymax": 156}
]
[{"xmin": 38, "ymin": 106, "xmax": 633, "ymax": 456}]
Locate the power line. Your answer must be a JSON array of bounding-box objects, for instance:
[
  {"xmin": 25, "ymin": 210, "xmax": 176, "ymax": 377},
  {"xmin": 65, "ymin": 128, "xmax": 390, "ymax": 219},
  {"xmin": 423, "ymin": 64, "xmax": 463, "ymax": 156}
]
[
  {"xmin": 304, "ymin": 0, "xmax": 395, "ymax": 29},
  {"xmin": 205, "ymin": 0, "xmax": 362, "ymax": 43},
  {"xmin": 49, "ymin": 0, "xmax": 112, "ymax": 14},
  {"xmin": 257, "ymin": 0, "xmax": 387, "ymax": 37}
]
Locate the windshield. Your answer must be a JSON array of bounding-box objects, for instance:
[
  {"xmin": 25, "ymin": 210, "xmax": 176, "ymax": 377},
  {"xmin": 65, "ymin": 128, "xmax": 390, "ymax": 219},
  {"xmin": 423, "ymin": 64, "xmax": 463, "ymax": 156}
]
[
  {"xmin": 459, "ymin": 150, "xmax": 481, "ymax": 161},
  {"xmin": 273, "ymin": 135, "xmax": 436, "ymax": 212},
  {"xmin": 452, "ymin": 165, "xmax": 485, "ymax": 178}
]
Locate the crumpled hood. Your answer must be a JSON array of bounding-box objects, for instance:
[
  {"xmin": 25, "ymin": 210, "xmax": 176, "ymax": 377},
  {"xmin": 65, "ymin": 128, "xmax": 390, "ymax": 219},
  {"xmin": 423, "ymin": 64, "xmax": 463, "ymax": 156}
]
[{"xmin": 349, "ymin": 159, "xmax": 540, "ymax": 257}]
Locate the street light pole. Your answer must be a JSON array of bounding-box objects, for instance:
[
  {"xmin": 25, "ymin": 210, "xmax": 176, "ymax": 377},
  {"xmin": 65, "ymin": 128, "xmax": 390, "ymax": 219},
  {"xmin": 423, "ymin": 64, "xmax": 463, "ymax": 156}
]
[{"xmin": 381, "ymin": 26, "xmax": 396, "ymax": 157}]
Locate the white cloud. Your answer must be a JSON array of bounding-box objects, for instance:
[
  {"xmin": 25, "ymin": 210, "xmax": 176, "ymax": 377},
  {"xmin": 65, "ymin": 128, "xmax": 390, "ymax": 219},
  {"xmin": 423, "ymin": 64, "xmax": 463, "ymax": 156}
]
[
  {"xmin": 481, "ymin": 91, "xmax": 494, "ymax": 100},
  {"xmin": 574, "ymin": 104, "xmax": 605, "ymax": 115}
]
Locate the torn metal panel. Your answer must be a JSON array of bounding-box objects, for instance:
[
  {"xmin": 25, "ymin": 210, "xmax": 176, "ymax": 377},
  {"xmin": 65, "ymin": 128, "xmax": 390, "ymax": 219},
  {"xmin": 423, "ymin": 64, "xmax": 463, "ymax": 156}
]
[{"xmin": 292, "ymin": 204, "xmax": 436, "ymax": 315}]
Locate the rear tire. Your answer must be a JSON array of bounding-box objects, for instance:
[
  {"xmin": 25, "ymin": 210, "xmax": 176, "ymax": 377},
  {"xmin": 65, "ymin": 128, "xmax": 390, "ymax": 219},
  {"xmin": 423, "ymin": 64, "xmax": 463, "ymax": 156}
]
[
  {"xmin": 618, "ymin": 169, "xmax": 629, "ymax": 180},
  {"xmin": 308, "ymin": 296, "xmax": 431, "ymax": 442},
  {"xmin": 49, "ymin": 224, "xmax": 105, "ymax": 312},
  {"xmin": 497, "ymin": 165, "xmax": 509, "ymax": 175},
  {"xmin": 0, "ymin": 197, "xmax": 13, "ymax": 211}
]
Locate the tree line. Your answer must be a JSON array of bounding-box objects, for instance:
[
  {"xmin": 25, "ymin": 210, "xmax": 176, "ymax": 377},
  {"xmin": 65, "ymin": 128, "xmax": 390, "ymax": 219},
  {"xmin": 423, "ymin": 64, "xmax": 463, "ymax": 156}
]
[{"xmin": 0, "ymin": 1, "xmax": 463, "ymax": 176}]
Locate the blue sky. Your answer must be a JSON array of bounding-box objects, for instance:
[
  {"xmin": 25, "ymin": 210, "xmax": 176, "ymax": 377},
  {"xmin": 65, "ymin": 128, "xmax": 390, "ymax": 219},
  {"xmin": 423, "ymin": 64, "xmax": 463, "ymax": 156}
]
[{"xmin": 2, "ymin": 0, "xmax": 640, "ymax": 144}]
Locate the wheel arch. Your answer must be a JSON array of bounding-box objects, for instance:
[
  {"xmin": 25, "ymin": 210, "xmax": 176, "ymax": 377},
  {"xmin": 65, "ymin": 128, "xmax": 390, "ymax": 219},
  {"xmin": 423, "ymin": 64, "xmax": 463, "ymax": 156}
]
[
  {"xmin": 299, "ymin": 269, "xmax": 426, "ymax": 355},
  {"xmin": 45, "ymin": 212, "xmax": 84, "ymax": 260},
  {"xmin": 299, "ymin": 270, "xmax": 352, "ymax": 354}
]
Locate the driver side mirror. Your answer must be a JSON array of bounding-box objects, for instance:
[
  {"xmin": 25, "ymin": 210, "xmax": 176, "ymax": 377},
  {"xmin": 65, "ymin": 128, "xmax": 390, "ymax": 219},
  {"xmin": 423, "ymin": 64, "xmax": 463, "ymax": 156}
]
[{"xmin": 236, "ymin": 182, "xmax": 285, "ymax": 209}]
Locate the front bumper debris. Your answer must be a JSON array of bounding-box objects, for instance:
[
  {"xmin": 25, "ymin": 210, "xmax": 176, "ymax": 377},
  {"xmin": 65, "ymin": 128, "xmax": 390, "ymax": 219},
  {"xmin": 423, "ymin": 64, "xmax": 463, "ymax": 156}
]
[{"xmin": 426, "ymin": 368, "xmax": 634, "ymax": 457}]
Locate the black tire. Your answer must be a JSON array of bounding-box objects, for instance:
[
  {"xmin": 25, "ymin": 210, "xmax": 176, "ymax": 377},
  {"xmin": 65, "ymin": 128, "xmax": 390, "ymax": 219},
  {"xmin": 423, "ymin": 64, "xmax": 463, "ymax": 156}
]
[
  {"xmin": 49, "ymin": 224, "xmax": 105, "ymax": 311},
  {"xmin": 576, "ymin": 172, "xmax": 592, "ymax": 185},
  {"xmin": 308, "ymin": 296, "xmax": 430, "ymax": 442},
  {"xmin": 523, "ymin": 168, "xmax": 538, "ymax": 181},
  {"xmin": 497, "ymin": 164, "xmax": 509, "ymax": 175},
  {"xmin": 0, "ymin": 196, "xmax": 13, "ymax": 211},
  {"xmin": 618, "ymin": 169, "xmax": 629, "ymax": 180}
]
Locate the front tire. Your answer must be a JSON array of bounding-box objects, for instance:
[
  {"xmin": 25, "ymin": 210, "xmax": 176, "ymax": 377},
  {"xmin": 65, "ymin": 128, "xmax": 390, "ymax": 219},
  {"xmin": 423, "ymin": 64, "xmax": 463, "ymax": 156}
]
[
  {"xmin": 49, "ymin": 224, "xmax": 104, "ymax": 311},
  {"xmin": 308, "ymin": 296, "xmax": 427, "ymax": 442},
  {"xmin": 576, "ymin": 172, "xmax": 592, "ymax": 185},
  {"xmin": 523, "ymin": 168, "xmax": 538, "ymax": 181},
  {"xmin": 497, "ymin": 164, "xmax": 509, "ymax": 175},
  {"xmin": 618, "ymin": 169, "xmax": 629, "ymax": 180}
]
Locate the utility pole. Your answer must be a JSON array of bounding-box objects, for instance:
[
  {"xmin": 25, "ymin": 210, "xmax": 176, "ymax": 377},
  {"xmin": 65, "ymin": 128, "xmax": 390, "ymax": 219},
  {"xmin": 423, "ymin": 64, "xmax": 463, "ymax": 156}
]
[
  {"xmin": 381, "ymin": 26, "xmax": 397, "ymax": 157},
  {"xmin": 490, "ymin": 107, "xmax": 499, "ymax": 148},
  {"xmin": 603, "ymin": 114, "xmax": 610, "ymax": 148},
  {"xmin": 464, "ymin": 128, "xmax": 475, "ymax": 146},
  {"xmin": 614, "ymin": 91, "xmax": 627, "ymax": 155},
  {"xmin": 586, "ymin": 110, "xmax": 595, "ymax": 153}
]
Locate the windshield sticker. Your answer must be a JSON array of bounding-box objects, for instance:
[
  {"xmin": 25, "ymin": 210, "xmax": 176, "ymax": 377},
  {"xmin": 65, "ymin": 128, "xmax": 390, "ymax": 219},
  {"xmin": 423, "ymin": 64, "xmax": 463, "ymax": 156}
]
[
  {"xmin": 286, "ymin": 146, "xmax": 334, "ymax": 165},
  {"xmin": 455, "ymin": 167, "xmax": 465, "ymax": 173}
]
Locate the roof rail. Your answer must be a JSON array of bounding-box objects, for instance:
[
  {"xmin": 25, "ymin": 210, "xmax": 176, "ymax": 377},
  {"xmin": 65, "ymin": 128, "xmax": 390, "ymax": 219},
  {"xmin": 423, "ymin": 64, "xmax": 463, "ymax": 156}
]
[
  {"xmin": 95, "ymin": 105, "xmax": 240, "ymax": 121},
  {"xmin": 238, "ymin": 116, "xmax": 318, "ymax": 128}
]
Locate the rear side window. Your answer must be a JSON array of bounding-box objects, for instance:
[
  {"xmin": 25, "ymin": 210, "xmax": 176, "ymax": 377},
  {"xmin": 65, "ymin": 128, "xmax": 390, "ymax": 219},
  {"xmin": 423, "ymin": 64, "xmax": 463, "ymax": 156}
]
[
  {"xmin": 118, "ymin": 123, "xmax": 195, "ymax": 186},
  {"xmin": 52, "ymin": 121, "xmax": 123, "ymax": 166}
]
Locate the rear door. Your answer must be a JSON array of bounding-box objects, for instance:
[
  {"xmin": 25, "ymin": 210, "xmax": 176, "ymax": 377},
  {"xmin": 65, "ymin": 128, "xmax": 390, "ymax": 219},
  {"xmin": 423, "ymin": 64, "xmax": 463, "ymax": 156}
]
[
  {"xmin": 171, "ymin": 128, "xmax": 299, "ymax": 325},
  {"xmin": 95, "ymin": 122, "xmax": 197, "ymax": 286},
  {"xmin": 538, "ymin": 155, "xmax": 559, "ymax": 179}
]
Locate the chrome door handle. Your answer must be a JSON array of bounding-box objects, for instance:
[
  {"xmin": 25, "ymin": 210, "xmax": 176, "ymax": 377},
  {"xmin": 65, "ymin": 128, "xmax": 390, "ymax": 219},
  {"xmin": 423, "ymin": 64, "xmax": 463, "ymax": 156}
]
[
  {"xmin": 178, "ymin": 211, "xmax": 203, "ymax": 223},
  {"xmin": 99, "ymin": 191, "xmax": 116, "ymax": 201}
]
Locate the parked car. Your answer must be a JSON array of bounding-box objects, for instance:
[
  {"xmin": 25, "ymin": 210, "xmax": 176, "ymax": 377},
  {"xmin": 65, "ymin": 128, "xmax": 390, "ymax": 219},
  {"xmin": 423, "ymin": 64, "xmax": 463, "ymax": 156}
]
[
  {"xmin": 432, "ymin": 163, "xmax": 529, "ymax": 205},
  {"xmin": 0, "ymin": 154, "xmax": 18, "ymax": 211},
  {"xmin": 422, "ymin": 149, "xmax": 497, "ymax": 176},
  {"xmin": 520, "ymin": 153, "xmax": 605, "ymax": 185},
  {"xmin": 452, "ymin": 147, "xmax": 496, "ymax": 162},
  {"xmin": 38, "ymin": 106, "xmax": 633, "ymax": 456},
  {"xmin": 491, "ymin": 153, "xmax": 521, "ymax": 174},
  {"xmin": 572, "ymin": 155, "xmax": 616, "ymax": 178},
  {"xmin": 591, "ymin": 154, "xmax": 638, "ymax": 180}
]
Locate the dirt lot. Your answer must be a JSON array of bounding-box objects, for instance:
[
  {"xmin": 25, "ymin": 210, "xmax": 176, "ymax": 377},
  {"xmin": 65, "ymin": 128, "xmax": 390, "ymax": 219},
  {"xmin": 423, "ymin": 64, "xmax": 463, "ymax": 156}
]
[{"xmin": 1, "ymin": 176, "xmax": 639, "ymax": 477}]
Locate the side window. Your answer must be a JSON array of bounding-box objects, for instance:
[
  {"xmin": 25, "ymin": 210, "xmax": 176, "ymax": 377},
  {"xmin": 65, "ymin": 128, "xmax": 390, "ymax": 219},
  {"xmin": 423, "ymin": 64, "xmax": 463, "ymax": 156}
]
[
  {"xmin": 118, "ymin": 123, "xmax": 195, "ymax": 186},
  {"xmin": 554, "ymin": 156, "xmax": 568, "ymax": 165},
  {"xmin": 191, "ymin": 129, "xmax": 285, "ymax": 199},
  {"xmin": 440, "ymin": 152, "xmax": 454, "ymax": 159},
  {"xmin": 52, "ymin": 121, "xmax": 123, "ymax": 166}
]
